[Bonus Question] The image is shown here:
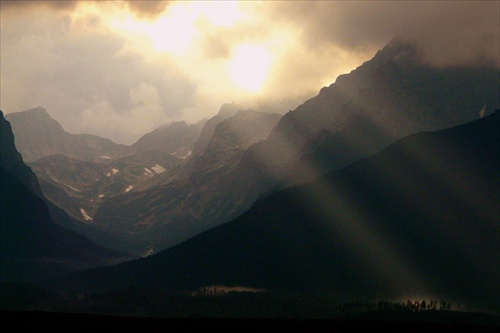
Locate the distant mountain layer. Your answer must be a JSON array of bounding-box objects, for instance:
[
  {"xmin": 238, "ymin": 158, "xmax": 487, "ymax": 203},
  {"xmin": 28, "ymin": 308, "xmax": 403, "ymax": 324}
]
[
  {"xmin": 0, "ymin": 111, "xmax": 130, "ymax": 282},
  {"xmin": 46, "ymin": 111, "xmax": 500, "ymax": 307},
  {"xmin": 5, "ymin": 107, "xmax": 129, "ymax": 163},
  {"xmin": 5, "ymin": 106, "xmax": 206, "ymax": 163}
]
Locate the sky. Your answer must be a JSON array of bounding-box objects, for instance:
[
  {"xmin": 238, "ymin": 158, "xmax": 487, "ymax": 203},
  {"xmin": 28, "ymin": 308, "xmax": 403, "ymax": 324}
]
[{"xmin": 1, "ymin": 1, "xmax": 498, "ymax": 144}]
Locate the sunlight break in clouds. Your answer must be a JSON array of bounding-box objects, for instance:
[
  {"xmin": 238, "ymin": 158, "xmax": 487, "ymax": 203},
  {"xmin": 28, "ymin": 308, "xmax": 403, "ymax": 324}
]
[
  {"xmin": 1, "ymin": 1, "xmax": 497, "ymax": 144},
  {"xmin": 229, "ymin": 44, "xmax": 273, "ymax": 93}
]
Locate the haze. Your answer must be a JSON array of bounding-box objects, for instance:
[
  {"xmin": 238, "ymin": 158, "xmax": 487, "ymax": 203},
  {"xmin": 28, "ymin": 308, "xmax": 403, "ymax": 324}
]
[{"xmin": 1, "ymin": 1, "xmax": 498, "ymax": 144}]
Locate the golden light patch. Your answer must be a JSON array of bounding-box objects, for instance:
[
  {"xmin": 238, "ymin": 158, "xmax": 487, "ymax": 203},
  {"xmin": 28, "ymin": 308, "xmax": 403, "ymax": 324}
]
[{"xmin": 229, "ymin": 44, "xmax": 273, "ymax": 93}]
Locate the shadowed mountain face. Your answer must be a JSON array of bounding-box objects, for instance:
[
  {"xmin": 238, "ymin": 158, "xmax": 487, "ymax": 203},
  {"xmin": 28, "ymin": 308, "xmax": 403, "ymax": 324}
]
[
  {"xmin": 191, "ymin": 103, "xmax": 241, "ymax": 158},
  {"xmin": 236, "ymin": 38, "xmax": 499, "ymax": 194},
  {"xmin": 131, "ymin": 120, "xmax": 206, "ymax": 158},
  {"xmin": 92, "ymin": 110, "xmax": 282, "ymax": 254},
  {"xmin": 0, "ymin": 111, "xmax": 130, "ymax": 282},
  {"xmin": 46, "ymin": 111, "xmax": 500, "ymax": 307},
  {"xmin": 30, "ymin": 150, "xmax": 183, "ymax": 221}
]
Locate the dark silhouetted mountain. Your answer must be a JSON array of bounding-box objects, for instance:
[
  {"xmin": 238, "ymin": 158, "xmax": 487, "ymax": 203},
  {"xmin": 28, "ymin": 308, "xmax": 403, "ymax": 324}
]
[
  {"xmin": 5, "ymin": 107, "xmax": 129, "ymax": 163},
  {"xmin": 0, "ymin": 110, "xmax": 42, "ymax": 195},
  {"xmin": 92, "ymin": 110, "xmax": 282, "ymax": 254},
  {"xmin": 0, "ymin": 111, "xmax": 130, "ymax": 282},
  {"xmin": 46, "ymin": 111, "xmax": 500, "ymax": 307}
]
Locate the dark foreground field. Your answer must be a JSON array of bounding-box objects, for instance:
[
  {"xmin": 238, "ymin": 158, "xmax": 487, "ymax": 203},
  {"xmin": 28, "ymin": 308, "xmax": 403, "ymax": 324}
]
[
  {"xmin": 1, "ymin": 284, "xmax": 499, "ymax": 332},
  {"xmin": 1, "ymin": 310, "xmax": 499, "ymax": 333}
]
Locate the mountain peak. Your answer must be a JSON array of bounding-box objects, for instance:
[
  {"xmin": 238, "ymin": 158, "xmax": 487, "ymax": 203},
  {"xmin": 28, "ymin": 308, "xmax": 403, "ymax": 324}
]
[
  {"xmin": 12, "ymin": 106, "xmax": 51, "ymax": 119},
  {"xmin": 373, "ymin": 37, "xmax": 422, "ymax": 63},
  {"xmin": 217, "ymin": 103, "xmax": 241, "ymax": 118}
]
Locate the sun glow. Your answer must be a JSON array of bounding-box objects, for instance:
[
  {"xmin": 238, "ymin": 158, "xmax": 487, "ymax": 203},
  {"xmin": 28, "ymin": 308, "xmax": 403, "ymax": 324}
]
[
  {"xmin": 109, "ymin": 2, "xmax": 245, "ymax": 55},
  {"xmin": 229, "ymin": 44, "xmax": 273, "ymax": 93}
]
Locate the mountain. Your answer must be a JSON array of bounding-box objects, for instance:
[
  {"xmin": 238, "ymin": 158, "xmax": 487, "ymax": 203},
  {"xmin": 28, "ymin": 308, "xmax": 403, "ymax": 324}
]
[
  {"xmin": 30, "ymin": 150, "xmax": 182, "ymax": 221},
  {"xmin": 236, "ymin": 38, "xmax": 499, "ymax": 193},
  {"xmin": 0, "ymin": 111, "xmax": 130, "ymax": 282},
  {"xmin": 191, "ymin": 103, "xmax": 240, "ymax": 157},
  {"xmin": 92, "ymin": 110, "xmax": 282, "ymax": 254},
  {"xmin": 6, "ymin": 108, "xmax": 207, "ymax": 251},
  {"xmin": 81, "ymin": 38, "xmax": 498, "ymax": 255},
  {"xmin": 46, "ymin": 111, "xmax": 500, "ymax": 307},
  {"xmin": 5, "ymin": 107, "xmax": 129, "ymax": 163},
  {"xmin": 196, "ymin": 38, "xmax": 499, "ymax": 242},
  {"xmin": 131, "ymin": 120, "xmax": 205, "ymax": 159}
]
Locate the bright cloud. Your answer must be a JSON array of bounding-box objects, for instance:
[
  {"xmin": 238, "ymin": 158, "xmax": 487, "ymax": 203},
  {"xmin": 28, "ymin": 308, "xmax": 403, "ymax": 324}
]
[{"xmin": 1, "ymin": 1, "xmax": 498, "ymax": 144}]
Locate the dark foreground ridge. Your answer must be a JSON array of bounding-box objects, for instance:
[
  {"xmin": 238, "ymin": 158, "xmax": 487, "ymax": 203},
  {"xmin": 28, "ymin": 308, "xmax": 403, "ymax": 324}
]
[{"xmin": 1, "ymin": 310, "xmax": 498, "ymax": 333}]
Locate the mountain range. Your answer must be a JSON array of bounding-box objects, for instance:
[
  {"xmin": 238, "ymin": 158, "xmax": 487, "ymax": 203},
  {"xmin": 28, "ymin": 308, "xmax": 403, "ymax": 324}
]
[
  {"xmin": 91, "ymin": 38, "xmax": 498, "ymax": 253},
  {"xmin": 45, "ymin": 110, "xmax": 500, "ymax": 307},
  {"xmin": 6, "ymin": 39, "xmax": 499, "ymax": 257}
]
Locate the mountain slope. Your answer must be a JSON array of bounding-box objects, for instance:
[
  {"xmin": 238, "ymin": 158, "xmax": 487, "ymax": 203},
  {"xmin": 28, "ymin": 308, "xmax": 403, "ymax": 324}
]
[
  {"xmin": 46, "ymin": 111, "xmax": 499, "ymax": 306},
  {"xmin": 5, "ymin": 107, "xmax": 129, "ymax": 163},
  {"xmin": 92, "ymin": 110, "xmax": 282, "ymax": 254},
  {"xmin": 30, "ymin": 150, "xmax": 182, "ymax": 220},
  {"xmin": 0, "ymin": 111, "xmax": 130, "ymax": 282},
  {"xmin": 236, "ymin": 38, "xmax": 499, "ymax": 194},
  {"xmin": 87, "ymin": 38, "xmax": 498, "ymax": 254},
  {"xmin": 190, "ymin": 103, "xmax": 240, "ymax": 157},
  {"xmin": 131, "ymin": 120, "xmax": 205, "ymax": 159}
]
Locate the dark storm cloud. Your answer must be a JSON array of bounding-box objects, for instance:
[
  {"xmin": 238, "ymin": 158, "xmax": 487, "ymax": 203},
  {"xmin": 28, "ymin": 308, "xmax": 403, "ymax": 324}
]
[
  {"xmin": 1, "ymin": 0, "xmax": 169, "ymax": 18},
  {"xmin": 267, "ymin": 1, "xmax": 499, "ymax": 68},
  {"xmin": 0, "ymin": 0, "xmax": 78, "ymax": 11},
  {"xmin": 126, "ymin": 0, "xmax": 169, "ymax": 19}
]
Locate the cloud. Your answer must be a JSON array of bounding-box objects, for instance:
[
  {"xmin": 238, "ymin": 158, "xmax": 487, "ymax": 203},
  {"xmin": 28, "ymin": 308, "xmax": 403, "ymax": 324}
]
[
  {"xmin": 0, "ymin": 3, "xmax": 196, "ymax": 143},
  {"xmin": 80, "ymin": 82, "xmax": 170, "ymax": 144},
  {"xmin": 126, "ymin": 0, "xmax": 170, "ymax": 19},
  {"xmin": 265, "ymin": 1, "xmax": 499, "ymax": 68},
  {"xmin": 1, "ymin": 1, "xmax": 498, "ymax": 144},
  {"xmin": 0, "ymin": 0, "xmax": 79, "ymax": 11}
]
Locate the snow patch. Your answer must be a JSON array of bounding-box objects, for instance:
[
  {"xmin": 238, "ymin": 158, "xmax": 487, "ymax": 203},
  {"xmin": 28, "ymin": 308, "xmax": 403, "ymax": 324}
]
[
  {"xmin": 80, "ymin": 208, "xmax": 93, "ymax": 221},
  {"xmin": 98, "ymin": 194, "xmax": 105, "ymax": 198},
  {"xmin": 144, "ymin": 168, "xmax": 153, "ymax": 174},
  {"xmin": 100, "ymin": 155, "xmax": 112, "ymax": 159},
  {"xmin": 64, "ymin": 183, "xmax": 81, "ymax": 192},
  {"xmin": 125, "ymin": 185, "xmax": 134, "ymax": 192},
  {"xmin": 151, "ymin": 164, "xmax": 166, "ymax": 174},
  {"xmin": 105, "ymin": 172, "xmax": 111, "ymax": 177},
  {"xmin": 52, "ymin": 178, "xmax": 81, "ymax": 192},
  {"xmin": 171, "ymin": 150, "xmax": 192, "ymax": 159},
  {"xmin": 112, "ymin": 168, "xmax": 119, "ymax": 174}
]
